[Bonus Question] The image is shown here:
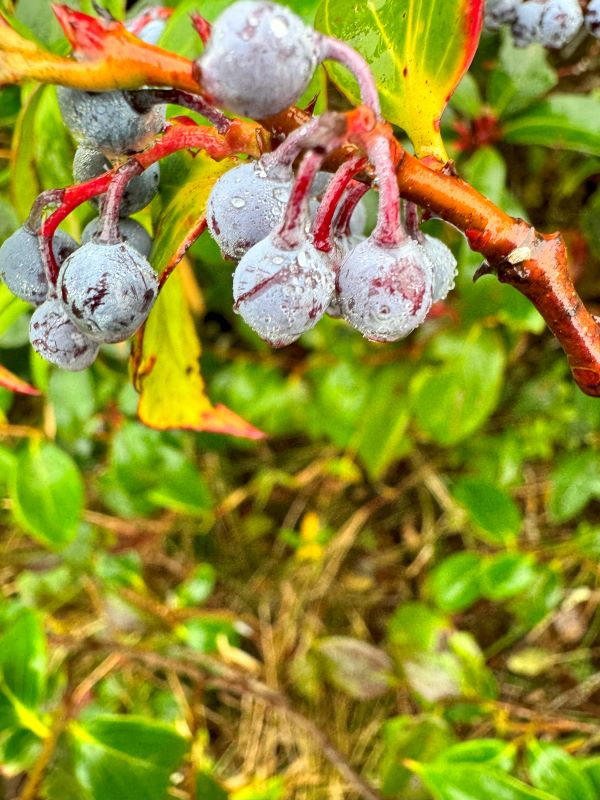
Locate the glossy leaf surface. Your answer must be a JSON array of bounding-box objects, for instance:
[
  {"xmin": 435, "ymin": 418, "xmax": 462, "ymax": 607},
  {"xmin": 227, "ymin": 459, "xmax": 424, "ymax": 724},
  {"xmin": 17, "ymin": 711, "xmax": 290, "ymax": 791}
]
[{"xmin": 315, "ymin": 0, "xmax": 484, "ymax": 160}]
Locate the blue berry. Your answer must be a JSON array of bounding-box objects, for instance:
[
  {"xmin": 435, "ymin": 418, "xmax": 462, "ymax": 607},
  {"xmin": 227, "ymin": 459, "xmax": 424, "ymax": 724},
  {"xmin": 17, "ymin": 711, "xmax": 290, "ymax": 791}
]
[
  {"xmin": 207, "ymin": 160, "xmax": 293, "ymax": 260},
  {"xmin": 73, "ymin": 146, "xmax": 160, "ymax": 215},
  {"xmin": 196, "ymin": 1, "xmax": 320, "ymax": 118},
  {"xmin": 29, "ymin": 299, "xmax": 99, "ymax": 371},
  {"xmin": 511, "ymin": 2, "xmax": 544, "ymax": 47},
  {"xmin": 484, "ymin": 0, "xmax": 521, "ymax": 30},
  {"xmin": 0, "ymin": 226, "xmax": 77, "ymax": 305},
  {"xmin": 337, "ymin": 238, "xmax": 434, "ymax": 342},
  {"xmin": 81, "ymin": 217, "xmax": 153, "ymax": 258},
  {"xmin": 539, "ymin": 0, "xmax": 583, "ymax": 48},
  {"xmin": 57, "ymin": 87, "xmax": 165, "ymax": 156},
  {"xmin": 233, "ymin": 235, "xmax": 334, "ymax": 346},
  {"xmin": 421, "ymin": 235, "xmax": 457, "ymax": 303},
  {"xmin": 58, "ymin": 241, "xmax": 158, "ymax": 343},
  {"xmin": 585, "ymin": 0, "xmax": 600, "ymax": 37}
]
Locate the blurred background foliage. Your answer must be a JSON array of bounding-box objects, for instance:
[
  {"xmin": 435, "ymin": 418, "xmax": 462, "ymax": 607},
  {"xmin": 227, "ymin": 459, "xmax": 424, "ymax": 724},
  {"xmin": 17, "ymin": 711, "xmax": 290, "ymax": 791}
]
[{"xmin": 1, "ymin": 0, "xmax": 600, "ymax": 798}]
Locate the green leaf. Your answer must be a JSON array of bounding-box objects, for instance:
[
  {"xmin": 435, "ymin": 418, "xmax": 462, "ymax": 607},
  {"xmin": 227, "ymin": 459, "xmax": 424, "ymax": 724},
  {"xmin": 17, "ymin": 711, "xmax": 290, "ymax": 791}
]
[
  {"xmin": 412, "ymin": 762, "xmax": 560, "ymax": 800},
  {"xmin": 71, "ymin": 715, "xmax": 188, "ymax": 800},
  {"xmin": 0, "ymin": 609, "xmax": 47, "ymax": 710},
  {"xmin": 312, "ymin": 636, "xmax": 393, "ymax": 700},
  {"xmin": 503, "ymin": 95, "xmax": 600, "ymax": 157},
  {"xmin": 387, "ymin": 602, "xmax": 449, "ymax": 656},
  {"xmin": 527, "ymin": 742, "xmax": 596, "ymax": 800},
  {"xmin": 10, "ymin": 84, "xmax": 44, "ymax": 221},
  {"xmin": 480, "ymin": 553, "xmax": 537, "ymax": 601},
  {"xmin": 428, "ymin": 552, "xmax": 482, "ymax": 613},
  {"xmin": 351, "ymin": 365, "xmax": 412, "ymax": 480},
  {"xmin": 488, "ymin": 33, "xmax": 557, "ymax": 119},
  {"xmin": 548, "ymin": 450, "xmax": 600, "ymax": 523},
  {"xmin": 411, "ymin": 327, "xmax": 505, "ymax": 446},
  {"xmin": 436, "ymin": 739, "xmax": 516, "ymax": 772},
  {"xmin": 380, "ymin": 715, "xmax": 454, "ymax": 796},
  {"xmin": 10, "ymin": 440, "xmax": 84, "ymax": 549},
  {"xmin": 453, "ymin": 478, "xmax": 522, "ymax": 545},
  {"xmin": 315, "ymin": 0, "xmax": 484, "ymax": 160},
  {"xmin": 176, "ymin": 564, "xmax": 216, "ymax": 607}
]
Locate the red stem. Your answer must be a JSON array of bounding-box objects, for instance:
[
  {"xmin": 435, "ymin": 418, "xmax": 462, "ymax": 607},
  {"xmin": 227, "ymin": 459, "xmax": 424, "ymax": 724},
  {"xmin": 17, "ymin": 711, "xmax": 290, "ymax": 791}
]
[
  {"xmin": 368, "ymin": 135, "xmax": 404, "ymax": 247},
  {"xmin": 311, "ymin": 155, "xmax": 367, "ymax": 252},
  {"xmin": 334, "ymin": 181, "xmax": 369, "ymax": 238},
  {"xmin": 275, "ymin": 150, "xmax": 324, "ymax": 250}
]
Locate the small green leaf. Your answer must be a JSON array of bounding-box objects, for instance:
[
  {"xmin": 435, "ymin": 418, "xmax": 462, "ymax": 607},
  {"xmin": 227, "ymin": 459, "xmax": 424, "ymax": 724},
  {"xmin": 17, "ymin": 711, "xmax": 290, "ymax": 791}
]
[
  {"xmin": 527, "ymin": 742, "xmax": 596, "ymax": 800},
  {"xmin": 436, "ymin": 739, "xmax": 516, "ymax": 772},
  {"xmin": 176, "ymin": 564, "xmax": 216, "ymax": 607},
  {"xmin": 549, "ymin": 450, "xmax": 600, "ymax": 523},
  {"xmin": 71, "ymin": 715, "xmax": 188, "ymax": 800},
  {"xmin": 429, "ymin": 552, "xmax": 482, "ymax": 613},
  {"xmin": 480, "ymin": 553, "xmax": 537, "ymax": 601},
  {"xmin": 453, "ymin": 478, "xmax": 522, "ymax": 545},
  {"xmin": 10, "ymin": 440, "xmax": 84, "ymax": 549},
  {"xmin": 312, "ymin": 636, "xmax": 393, "ymax": 700},
  {"xmin": 412, "ymin": 762, "xmax": 560, "ymax": 800},
  {"xmin": 503, "ymin": 95, "xmax": 600, "ymax": 157},
  {"xmin": 411, "ymin": 327, "xmax": 506, "ymax": 446},
  {"xmin": 488, "ymin": 34, "xmax": 557, "ymax": 119},
  {"xmin": 380, "ymin": 716, "xmax": 454, "ymax": 796},
  {"xmin": 0, "ymin": 609, "xmax": 47, "ymax": 710}
]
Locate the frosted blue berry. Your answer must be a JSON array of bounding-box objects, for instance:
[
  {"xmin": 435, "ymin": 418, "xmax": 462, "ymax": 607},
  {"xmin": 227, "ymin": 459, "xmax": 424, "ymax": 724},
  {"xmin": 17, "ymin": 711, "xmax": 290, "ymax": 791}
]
[
  {"xmin": 57, "ymin": 87, "xmax": 165, "ymax": 156},
  {"xmin": 420, "ymin": 235, "xmax": 457, "ymax": 303},
  {"xmin": 539, "ymin": 0, "xmax": 583, "ymax": 47},
  {"xmin": 337, "ymin": 238, "xmax": 434, "ymax": 342},
  {"xmin": 73, "ymin": 146, "xmax": 160, "ymax": 215},
  {"xmin": 0, "ymin": 227, "xmax": 76, "ymax": 305},
  {"xmin": 233, "ymin": 235, "xmax": 334, "ymax": 346},
  {"xmin": 81, "ymin": 217, "xmax": 153, "ymax": 258},
  {"xmin": 196, "ymin": 1, "xmax": 320, "ymax": 118},
  {"xmin": 207, "ymin": 160, "xmax": 293, "ymax": 260},
  {"xmin": 58, "ymin": 241, "xmax": 158, "ymax": 343},
  {"xmin": 585, "ymin": 0, "xmax": 600, "ymax": 37},
  {"xmin": 485, "ymin": 0, "xmax": 521, "ymax": 31},
  {"xmin": 29, "ymin": 299, "xmax": 99, "ymax": 371},
  {"xmin": 511, "ymin": 2, "xmax": 544, "ymax": 47}
]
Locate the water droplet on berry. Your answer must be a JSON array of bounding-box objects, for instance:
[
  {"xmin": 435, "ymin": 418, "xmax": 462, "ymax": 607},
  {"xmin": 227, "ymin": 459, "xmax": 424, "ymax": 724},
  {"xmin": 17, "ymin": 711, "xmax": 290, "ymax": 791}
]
[
  {"xmin": 270, "ymin": 15, "xmax": 289, "ymax": 37},
  {"xmin": 230, "ymin": 196, "xmax": 247, "ymax": 209}
]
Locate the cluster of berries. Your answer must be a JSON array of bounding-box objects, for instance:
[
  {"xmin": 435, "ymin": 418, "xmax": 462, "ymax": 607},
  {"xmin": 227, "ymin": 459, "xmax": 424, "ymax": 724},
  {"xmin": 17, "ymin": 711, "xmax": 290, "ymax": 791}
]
[
  {"xmin": 199, "ymin": 2, "xmax": 457, "ymax": 346},
  {"xmin": 0, "ymin": 11, "xmax": 167, "ymax": 370},
  {"xmin": 484, "ymin": 0, "xmax": 598, "ymax": 48}
]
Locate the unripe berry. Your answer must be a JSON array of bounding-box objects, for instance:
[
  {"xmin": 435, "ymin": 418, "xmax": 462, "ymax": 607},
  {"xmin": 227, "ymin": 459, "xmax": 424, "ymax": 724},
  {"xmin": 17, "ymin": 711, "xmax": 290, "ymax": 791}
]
[
  {"xmin": 233, "ymin": 235, "xmax": 334, "ymax": 346},
  {"xmin": 58, "ymin": 241, "xmax": 158, "ymax": 343},
  {"xmin": 29, "ymin": 299, "xmax": 99, "ymax": 371},
  {"xmin": 337, "ymin": 238, "xmax": 434, "ymax": 342},
  {"xmin": 539, "ymin": 0, "xmax": 583, "ymax": 48},
  {"xmin": 196, "ymin": 1, "xmax": 320, "ymax": 118},
  {"xmin": 73, "ymin": 146, "xmax": 160, "ymax": 215},
  {"xmin": 421, "ymin": 235, "xmax": 457, "ymax": 303},
  {"xmin": 57, "ymin": 87, "xmax": 165, "ymax": 156},
  {"xmin": 512, "ymin": 1, "xmax": 544, "ymax": 47},
  {"xmin": 206, "ymin": 160, "xmax": 293, "ymax": 260},
  {"xmin": 81, "ymin": 217, "xmax": 153, "ymax": 258},
  {"xmin": 0, "ymin": 227, "xmax": 77, "ymax": 305}
]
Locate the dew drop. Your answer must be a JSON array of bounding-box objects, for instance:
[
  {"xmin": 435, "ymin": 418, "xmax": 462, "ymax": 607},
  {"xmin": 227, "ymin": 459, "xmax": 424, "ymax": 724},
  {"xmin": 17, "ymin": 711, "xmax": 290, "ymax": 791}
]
[
  {"xmin": 230, "ymin": 196, "xmax": 246, "ymax": 209},
  {"xmin": 270, "ymin": 15, "xmax": 289, "ymax": 37}
]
